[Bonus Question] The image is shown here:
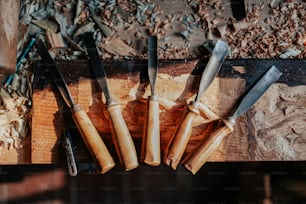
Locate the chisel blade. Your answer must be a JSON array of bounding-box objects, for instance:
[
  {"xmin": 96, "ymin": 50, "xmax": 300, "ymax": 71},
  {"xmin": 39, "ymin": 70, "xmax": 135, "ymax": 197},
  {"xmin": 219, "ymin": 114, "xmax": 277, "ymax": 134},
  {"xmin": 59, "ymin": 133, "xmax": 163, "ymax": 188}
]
[
  {"xmin": 36, "ymin": 39, "xmax": 75, "ymax": 108},
  {"xmin": 148, "ymin": 36, "xmax": 158, "ymax": 96},
  {"xmin": 231, "ymin": 65, "xmax": 282, "ymax": 121},
  {"xmin": 195, "ymin": 40, "xmax": 229, "ymax": 102},
  {"xmin": 83, "ymin": 32, "xmax": 113, "ymax": 104}
]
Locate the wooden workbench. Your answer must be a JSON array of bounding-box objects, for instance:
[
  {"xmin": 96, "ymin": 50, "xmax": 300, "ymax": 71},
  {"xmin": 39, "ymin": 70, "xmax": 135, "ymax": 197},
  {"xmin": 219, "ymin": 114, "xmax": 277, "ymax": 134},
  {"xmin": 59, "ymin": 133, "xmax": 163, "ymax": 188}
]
[{"xmin": 2, "ymin": 59, "xmax": 306, "ymax": 166}]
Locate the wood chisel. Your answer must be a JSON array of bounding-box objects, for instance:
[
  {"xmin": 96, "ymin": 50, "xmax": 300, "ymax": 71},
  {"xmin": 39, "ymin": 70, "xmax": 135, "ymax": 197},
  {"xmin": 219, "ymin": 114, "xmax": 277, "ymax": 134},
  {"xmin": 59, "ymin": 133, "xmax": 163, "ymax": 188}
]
[
  {"xmin": 141, "ymin": 36, "xmax": 160, "ymax": 166},
  {"xmin": 164, "ymin": 40, "xmax": 229, "ymax": 170},
  {"xmin": 183, "ymin": 65, "xmax": 282, "ymax": 174},
  {"xmin": 36, "ymin": 39, "xmax": 115, "ymax": 174},
  {"xmin": 84, "ymin": 32, "xmax": 139, "ymax": 171}
]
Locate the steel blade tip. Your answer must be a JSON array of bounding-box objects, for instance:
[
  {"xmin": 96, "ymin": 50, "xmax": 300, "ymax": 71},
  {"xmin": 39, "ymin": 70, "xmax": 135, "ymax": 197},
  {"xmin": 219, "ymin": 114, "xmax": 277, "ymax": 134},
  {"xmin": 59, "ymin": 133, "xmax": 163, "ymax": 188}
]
[
  {"xmin": 267, "ymin": 65, "xmax": 283, "ymax": 79},
  {"xmin": 212, "ymin": 40, "xmax": 229, "ymax": 58}
]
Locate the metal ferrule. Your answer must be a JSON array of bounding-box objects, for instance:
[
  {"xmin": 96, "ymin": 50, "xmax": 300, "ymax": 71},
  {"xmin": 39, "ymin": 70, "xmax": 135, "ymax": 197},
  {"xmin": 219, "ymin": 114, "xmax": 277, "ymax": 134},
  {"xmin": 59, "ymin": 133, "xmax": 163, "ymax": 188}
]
[
  {"xmin": 72, "ymin": 104, "xmax": 81, "ymax": 112},
  {"xmin": 107, "ymin": 98, "xmax": 118, "ymax": 107},
  {"xmin": 149, "ymin": 95, "xmax": 158, "ymax": 101},
  {"xmin": 187, "ymin": 101, "xmax": 200, "ymax": 115},
  {"xmin": 225, "ymin": 117, "xmax": 236, "ymax": 128}
]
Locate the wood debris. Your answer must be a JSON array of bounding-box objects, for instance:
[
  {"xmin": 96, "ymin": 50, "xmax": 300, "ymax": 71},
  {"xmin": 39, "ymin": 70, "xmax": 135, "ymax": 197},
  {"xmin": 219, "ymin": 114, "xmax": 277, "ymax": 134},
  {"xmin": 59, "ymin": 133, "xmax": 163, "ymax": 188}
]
[
  {"xmin": 0, "ymin": 88, "xmax": 29, "ymax": 149},
  {"xmin": 100, "ymin": 38, "xmax": 140, "ymax": 57},
  {"xmin": 8, "ymin": 0, "xmax": 306, "ymax": 152}
]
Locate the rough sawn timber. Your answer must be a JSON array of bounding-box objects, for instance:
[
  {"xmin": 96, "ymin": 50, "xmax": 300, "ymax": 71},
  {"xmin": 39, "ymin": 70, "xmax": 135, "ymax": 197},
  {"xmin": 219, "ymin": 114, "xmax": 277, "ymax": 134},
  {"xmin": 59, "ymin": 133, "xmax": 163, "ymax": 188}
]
[{"xmin": 30, "ymin": 59, "xmax": 306, "ymax": 165}]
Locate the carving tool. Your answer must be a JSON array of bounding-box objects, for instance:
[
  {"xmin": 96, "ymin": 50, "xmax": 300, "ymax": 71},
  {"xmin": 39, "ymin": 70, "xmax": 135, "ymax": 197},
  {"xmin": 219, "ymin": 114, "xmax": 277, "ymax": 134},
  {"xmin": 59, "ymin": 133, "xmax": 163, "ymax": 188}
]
[
  {"xmin": 36, "ymin": 39, "xmax": 115, "ymax": 174},
  {"xmin": 183, "ymin": 65, "xmax": 282, "ymax": 174},
  {"xmin": 62, "ymin": 128, "xmax": 97, "ymax": 176},
  {"xmin": 84, "ymin": 32, "xmax": 139, "ymax": 171},
  {"xmin": 164, "ymin": 40, "xmax": 229, "ymax": 170},
  {"xmin": 4, "ymin": 35, "xmax": 38, "ymax": 87},
  {"xmin": 141, "ymin": 36, "xmax": 160, "ymax": 166}
]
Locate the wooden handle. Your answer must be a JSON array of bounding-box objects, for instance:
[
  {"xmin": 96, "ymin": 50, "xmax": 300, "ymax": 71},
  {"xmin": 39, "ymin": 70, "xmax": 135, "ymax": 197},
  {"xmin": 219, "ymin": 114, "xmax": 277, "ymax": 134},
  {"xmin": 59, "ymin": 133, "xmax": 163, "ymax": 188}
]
[
  {"xmin": 108, "ymin": 103, "xmax": 139, "ymax": 171},
  {"xmin": 198, "ymin": 103, "xmax": 220, "ymax": 122},
  {"xmin": 183, "ymin": 119, "xmax": 235, "ymax": 175},
  {"xmin": 72, "ymin": 105, "xmax": 115, "ymax": 174},
  {"xmin": 164, "ymin": 104, "xmax": 199, "ymax": 169},
  {"xmin": 141, "ymin": 96, "xmax": 160, "ymax": 166},
  {"xmin": 0, "ymin": 0, "xmax": 20, "ymax": 75}
]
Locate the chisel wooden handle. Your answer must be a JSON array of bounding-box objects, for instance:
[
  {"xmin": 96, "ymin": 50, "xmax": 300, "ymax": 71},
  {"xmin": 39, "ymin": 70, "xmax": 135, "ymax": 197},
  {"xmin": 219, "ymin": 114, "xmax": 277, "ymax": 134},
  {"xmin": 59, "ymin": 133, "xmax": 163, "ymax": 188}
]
[
  {"xmin": 141, "ymin": 96, "xmax": 160, "ymax": 166},
  {"xmin": 72, "ymin": 104, "xmax": 115, "ymax": 174},
  {"xmin": 107, "ymin": 103, "xmax": 139, "ymax": 171},
  {"xmin": 165, "ymin": 103, "xmax": 200, "ymax": 169},
  {"xmin": 183, "ymin": 119, "xmax": 235, "ymax": 175}
]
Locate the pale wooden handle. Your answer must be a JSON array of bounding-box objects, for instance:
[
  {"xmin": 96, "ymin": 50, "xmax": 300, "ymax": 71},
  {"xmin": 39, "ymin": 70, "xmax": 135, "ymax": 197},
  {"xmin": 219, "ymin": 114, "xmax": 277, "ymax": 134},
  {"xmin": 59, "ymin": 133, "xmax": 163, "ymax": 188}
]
[
  {"xmin": 183, "ymin": 120, "xmax": 234, "ymax": 175},
  {"xmin": 165, "ymin": 105, "xmax": 199, "ymax": 169},
  {"xmin": 72, "ymin": 105, "xmax": 115, "ymax": 174},
  {"xmin": 108, "ymin": 103, "xmax": 139, "ymax": 171},
  {"xmin": 142, "ymin": 98, "xmax": 160, "ymax": 166}
]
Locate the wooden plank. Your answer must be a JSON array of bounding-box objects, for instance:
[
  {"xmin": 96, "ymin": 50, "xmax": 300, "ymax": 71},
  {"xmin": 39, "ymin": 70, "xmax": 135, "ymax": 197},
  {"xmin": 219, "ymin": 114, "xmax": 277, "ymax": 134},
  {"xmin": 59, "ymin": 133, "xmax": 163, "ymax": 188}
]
[
  {"xmin": 0, "ymin": 137, "xmax": 31, "ymax": 164},
  {"xmin": 31, "ymin": 59, "xmax": 306, "ymax": 165}
]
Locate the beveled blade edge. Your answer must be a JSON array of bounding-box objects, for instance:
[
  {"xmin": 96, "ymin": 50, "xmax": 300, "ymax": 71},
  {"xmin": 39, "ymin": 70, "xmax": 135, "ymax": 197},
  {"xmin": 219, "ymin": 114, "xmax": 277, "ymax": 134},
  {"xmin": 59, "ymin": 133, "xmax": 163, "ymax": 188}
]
[
  {"xmin": 195, "ymin": 40, "xmax": 229, "ymax": 101},
  {"xmin": 231, "ymin": 65, "xmax": 282, "ymax": 120}
]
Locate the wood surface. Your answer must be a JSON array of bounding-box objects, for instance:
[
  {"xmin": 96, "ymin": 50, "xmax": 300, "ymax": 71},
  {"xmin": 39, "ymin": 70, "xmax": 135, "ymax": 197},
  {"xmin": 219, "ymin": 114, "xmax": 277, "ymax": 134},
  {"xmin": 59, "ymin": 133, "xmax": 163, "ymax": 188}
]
[{"xmin": 2, "ymin": 59, "xmax": 305, "ymax": 165}]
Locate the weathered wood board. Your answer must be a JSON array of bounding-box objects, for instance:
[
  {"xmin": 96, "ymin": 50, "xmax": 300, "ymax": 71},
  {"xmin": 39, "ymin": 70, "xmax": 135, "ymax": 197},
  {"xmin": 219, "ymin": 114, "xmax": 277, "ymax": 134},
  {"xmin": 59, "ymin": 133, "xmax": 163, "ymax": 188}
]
[{"xmin": 29, "ymin": 59, "xmax": 306, "ymax": 166}]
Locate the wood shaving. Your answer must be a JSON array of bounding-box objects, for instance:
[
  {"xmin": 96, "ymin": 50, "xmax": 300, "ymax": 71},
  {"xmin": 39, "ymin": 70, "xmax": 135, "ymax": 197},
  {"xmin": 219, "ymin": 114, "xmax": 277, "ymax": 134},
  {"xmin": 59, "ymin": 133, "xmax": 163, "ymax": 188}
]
[
  {"xmin": 0, "ymin": 89, "xmax": 29, "ymax": 149},
  {"xmin": 100, "ymin": 38, "xmax": 140, "ymax": 57},
  {"xmin": 31, "ymin": 19, "xmax": 59, "ymax": 33}
]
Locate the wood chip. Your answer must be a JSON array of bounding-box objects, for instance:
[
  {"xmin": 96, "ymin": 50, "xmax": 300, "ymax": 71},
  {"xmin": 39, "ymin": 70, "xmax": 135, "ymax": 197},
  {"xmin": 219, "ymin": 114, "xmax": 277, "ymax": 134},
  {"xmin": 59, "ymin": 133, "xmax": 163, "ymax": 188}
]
[
  {"xmin": 92, "ymin": 15, "xmax": 114, "ymax": 37},
  {"xmin": 73, "ymin": 22, "xmax": 95, "ymax": 38},
  {"xmin": 31, "ymin": 19, "xmax": 59, "ymax": 33},
  {"xmin": 46, "ymin": 30, "xmax": 66, "ymax": 48},
  {"xmin": 101, "ymin": 38, "xmax": 140, "ymax": 57}
]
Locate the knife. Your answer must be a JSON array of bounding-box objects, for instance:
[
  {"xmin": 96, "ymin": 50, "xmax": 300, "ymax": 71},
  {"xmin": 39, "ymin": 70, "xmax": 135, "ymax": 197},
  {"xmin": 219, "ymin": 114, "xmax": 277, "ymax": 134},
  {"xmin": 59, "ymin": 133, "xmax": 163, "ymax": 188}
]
[
  {"xmin": 36, "ymin": 39, "xmax": 115, "ymax": 174},
  {"xmin": 84, "ymin": 32, "xmax": 139, "ymax": 171},
  {"xmin": 141, "ymin": 36, "xmax": 160, "ymax": 166},
  {"xmin": 183, "ymin": 65, "xmax": 282, "ymax": 174},
  {"xmin": 164, "ymin": 40, "xmax": 229, "ymax": 170}
]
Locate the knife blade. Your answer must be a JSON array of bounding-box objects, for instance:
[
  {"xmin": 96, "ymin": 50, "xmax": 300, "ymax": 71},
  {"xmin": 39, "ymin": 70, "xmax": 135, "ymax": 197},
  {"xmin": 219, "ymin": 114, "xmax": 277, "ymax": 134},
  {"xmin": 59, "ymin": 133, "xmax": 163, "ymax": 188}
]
[
  {"xmin": 36, "ymin": 39, "xmax": 115, "ymax": 174},
  {"xmin": 83, "ymin": 32, "xmax": 139, "ymax": 171},
  {"xmin": 164, "ymin": 40, "xmax": 229, "ymax": 170},
  {"xmin": 141, "ymin": 36, "xmax": 160, "ymax": 166},
  {"xmin": 183, "ymin": 65, "xmax": 282, "ymax": 174}
]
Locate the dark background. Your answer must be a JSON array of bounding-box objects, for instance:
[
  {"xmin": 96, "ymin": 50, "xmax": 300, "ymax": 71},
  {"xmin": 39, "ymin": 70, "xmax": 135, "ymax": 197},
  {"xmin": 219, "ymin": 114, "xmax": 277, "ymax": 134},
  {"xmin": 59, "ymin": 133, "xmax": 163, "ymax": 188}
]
[{"xmin": 1, "ymin": 162, "xmax": 306, "ymax": 204}]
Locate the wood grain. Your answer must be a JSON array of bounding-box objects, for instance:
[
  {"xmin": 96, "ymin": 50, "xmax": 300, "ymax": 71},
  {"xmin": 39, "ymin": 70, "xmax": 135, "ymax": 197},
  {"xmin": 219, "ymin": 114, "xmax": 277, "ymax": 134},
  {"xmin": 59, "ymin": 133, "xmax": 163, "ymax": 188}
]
[
  {"xmin": 31, "ymin": 60, "xmax": 248, "ymax": 164},
  {"xmin": 27, "ymin": 59, "xmax": 306, "ymax": 165}
]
